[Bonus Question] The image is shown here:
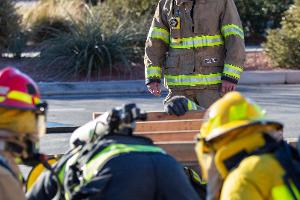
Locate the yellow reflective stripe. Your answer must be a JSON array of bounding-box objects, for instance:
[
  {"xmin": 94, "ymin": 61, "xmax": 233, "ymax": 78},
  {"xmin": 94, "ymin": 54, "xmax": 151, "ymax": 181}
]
[
  {"xmin": 33, "ymin": 96, "xmax": 41, "ymax": 104},
  {"xmin": 224, "ymin": 64, "xmax": 243, "ymax": 79},
  {"xmin": 148, "ymin": 27, "xmax": 170, "ymax": 44},
  {"xmin": 0, "ymin": 96, "xmax": 5, "ymax": 102},
  {"xmin": 7, "ymin": 90, "xmax": 33, "ymax": 104},
  {"xmin": 82, "ymin": 144, "xmax": 165, "ymax": 182},
  {"xmin": 272, "ymin": 183, "xmax": 300, "ymax": 200},
  {"xmin": 165, "ymin": 73, "xmax": 222, "ymax": 86},
  {"xmin": 58, "ymin": 164, "xmax": 66, "ymax": 184},
  {"xmin": 187, "ymin": 100, "xmax": 198, "ymax": 111},
  {"xmin": 146, "ymin": 66, "xmax": 162, "ymax": 79},
  {"xmin": 170, "ymin": 35, "xmax": 224, "ymax": 49},
  {"xmin": 221, "ymin": 24, "xmax": 244, "ymax": 39}
]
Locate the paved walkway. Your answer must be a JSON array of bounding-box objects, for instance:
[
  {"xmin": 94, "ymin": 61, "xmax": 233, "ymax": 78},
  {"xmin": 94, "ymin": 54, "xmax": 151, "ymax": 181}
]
[{"xmin": 38, "ymin": 70, "xmax": 300, "ymax": 96}]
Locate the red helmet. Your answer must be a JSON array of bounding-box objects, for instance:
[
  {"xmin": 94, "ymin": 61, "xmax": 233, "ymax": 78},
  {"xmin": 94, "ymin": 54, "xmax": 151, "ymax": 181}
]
[{"xmin": 0, "ymin": 67, "xmax": 41, "ymax": 110}]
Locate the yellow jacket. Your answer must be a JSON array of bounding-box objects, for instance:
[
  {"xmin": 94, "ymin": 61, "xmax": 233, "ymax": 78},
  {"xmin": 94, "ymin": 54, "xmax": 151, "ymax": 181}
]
[
  {"xmin": 145, "ymin": 0, "xmax": 246, "ymax": 88},
  {"xmin": 221, "ymin": 153, "xmax": 298, "ymax": 200}
]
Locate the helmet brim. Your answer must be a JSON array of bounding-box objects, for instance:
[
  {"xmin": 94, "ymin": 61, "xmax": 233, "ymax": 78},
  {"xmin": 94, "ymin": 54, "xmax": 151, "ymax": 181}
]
[
  {"xmin": 0, "ymin": 99, "xmax": 37, "ymax": 110},
  {"xmin": 205, "ymin": 120, "xmax": 283, "ymax": 142}
]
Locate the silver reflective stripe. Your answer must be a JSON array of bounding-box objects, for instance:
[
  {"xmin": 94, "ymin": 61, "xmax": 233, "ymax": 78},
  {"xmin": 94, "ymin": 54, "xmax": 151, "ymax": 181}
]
[
  {"xmin": 221, "ymin": 24, "xmax": 244, "ymax": 39},
  {"xmin": 148, "ymin": 27, "xmax": 170, "ymax": 44},
  {"xmin": 170, "ymin": 35, "xmax": 224, "ymax": 49},
  {"xmin": 224, "ymin": 64, "xmax": 243, "ymax": 79},
  {"xmin": 146, "ymin": 66, "xmax": 162, "ymax": 78},
  {"xmin": 223, "ymin": 27, "xmax": 244, "ymax": 38},
  {"xmin": 194, "ymin": 37, "xmax": 224, "ymax": 46},
  {"xmin": 165, "ymin": 73, "xmax": 222, "ymax": 86}
]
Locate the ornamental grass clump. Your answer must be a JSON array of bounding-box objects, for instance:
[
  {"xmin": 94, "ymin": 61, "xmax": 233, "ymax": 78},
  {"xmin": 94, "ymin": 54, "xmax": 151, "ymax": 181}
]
[
  {"xmin": 21, "ymin": 0, "xmax": 83, "ymax": 43},
  {"xmin": 39, "ymin": 6, "xmax": 144, "ymax": 81},
  {"xmin": 263, "ymin": 0, "xmax": 300, "ymax": 68}
]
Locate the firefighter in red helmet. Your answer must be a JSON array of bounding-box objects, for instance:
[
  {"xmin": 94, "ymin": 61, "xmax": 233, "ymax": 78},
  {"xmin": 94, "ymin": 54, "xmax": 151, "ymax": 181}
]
[{"xmin": 0, "ymin": 67, "xmax": 47, "ymax": 200}]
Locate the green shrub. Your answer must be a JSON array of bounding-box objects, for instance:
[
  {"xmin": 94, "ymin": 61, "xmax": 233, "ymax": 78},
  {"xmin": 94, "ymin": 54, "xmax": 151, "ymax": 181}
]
[
  {"xmin": 263, "ymin": 0, "xmax": 300, "ymax": 68},
  {"xmin": 39, "ymin": 7, "xmax": 144, "ymax": 81},
  {"xmin": 235, "ymin": 0, "xmax": 293, "ymax": 44},
  {"xmin": 0, "ymin": 0, "xmax": 21, "ymax": 51}
]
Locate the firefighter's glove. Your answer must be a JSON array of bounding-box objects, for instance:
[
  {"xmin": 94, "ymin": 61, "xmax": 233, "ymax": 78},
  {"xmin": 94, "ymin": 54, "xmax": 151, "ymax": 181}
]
[{"xmin": 164, "ymin": 96, "xmax": 199, "ymax": 116}]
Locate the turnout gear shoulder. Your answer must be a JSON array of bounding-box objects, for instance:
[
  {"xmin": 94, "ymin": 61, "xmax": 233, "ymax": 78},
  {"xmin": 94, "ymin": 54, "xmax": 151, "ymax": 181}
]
[
  {"xmin": 0, "ymin": 164, "xmax": 27, "ymax": 200},
  {"xmin": 57, "ymin": 137, "xmax": 166, "ymax": 200},
  {"xmin": 220, "ymin": 135, "xmax": 300, "ymax": 200}
]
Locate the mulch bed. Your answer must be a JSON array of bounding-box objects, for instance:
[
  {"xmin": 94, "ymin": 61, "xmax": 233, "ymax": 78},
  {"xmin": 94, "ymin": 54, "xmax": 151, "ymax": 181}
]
[{"xmin": 0, "ymin": 51, "xmax": 283, "ymax": 82}]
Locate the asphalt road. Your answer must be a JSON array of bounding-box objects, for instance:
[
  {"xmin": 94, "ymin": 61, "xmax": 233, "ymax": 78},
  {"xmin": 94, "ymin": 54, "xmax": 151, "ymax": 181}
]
[
  {"xmin": 40, "ymin": 84, "xmax": 300, "ymax": 155},
  {"xmin": 20, "ymin": 84, "xmax": 300, "ymax": 177}
]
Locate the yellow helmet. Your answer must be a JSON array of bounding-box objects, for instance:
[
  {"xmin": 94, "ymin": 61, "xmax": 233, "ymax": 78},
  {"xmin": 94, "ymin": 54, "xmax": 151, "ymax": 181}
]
[
  {"xmin": 199, "ymin": 91, "xmax": 282, "ymax": 144},
  {"xmin": 195, "ymin": 92, "xmax": 283, "ymax": 180}
]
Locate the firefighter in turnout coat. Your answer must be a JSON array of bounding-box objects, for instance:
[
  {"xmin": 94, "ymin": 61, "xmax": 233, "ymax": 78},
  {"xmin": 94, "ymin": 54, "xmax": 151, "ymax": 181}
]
[{"xmin": 145, "ymin": 0, "xmax": 246, "ymax": 109}]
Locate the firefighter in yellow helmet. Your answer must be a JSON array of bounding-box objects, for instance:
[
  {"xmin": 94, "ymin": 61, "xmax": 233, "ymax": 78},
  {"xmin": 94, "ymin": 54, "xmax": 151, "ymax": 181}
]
[
  {"xmin": 0, "ymin": 67, "xmax": 47, "ymax": 200},
  {"xmin": 195, "ymin": 91, "xmax": 300, "ymax": 200}
]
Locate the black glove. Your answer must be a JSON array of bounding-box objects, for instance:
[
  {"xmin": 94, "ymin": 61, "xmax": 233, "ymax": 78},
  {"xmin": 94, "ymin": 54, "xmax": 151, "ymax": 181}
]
[{"xmin": 164, "ymin": 96, "xmax": 190, "ymax": 116}]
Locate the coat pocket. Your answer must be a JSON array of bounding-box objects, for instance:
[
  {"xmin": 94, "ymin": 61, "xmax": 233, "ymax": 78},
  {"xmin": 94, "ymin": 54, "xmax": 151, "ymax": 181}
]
[
  {"xmin": 179, "ymin": 52, "xmax": 195, "ymax": 74},
  {"xmin": 165, "ymin": 55, "xmax": 179, "ymax": 75}
]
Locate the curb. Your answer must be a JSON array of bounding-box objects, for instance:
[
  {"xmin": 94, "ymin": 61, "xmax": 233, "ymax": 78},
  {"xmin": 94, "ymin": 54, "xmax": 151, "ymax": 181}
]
[
  {"xmin": 239, "ymin": 70, "xmax": 300, "ymax": 84},
  {"xmin": 38, "ymin": 71, "xmax": 300, "ymax": 96}
]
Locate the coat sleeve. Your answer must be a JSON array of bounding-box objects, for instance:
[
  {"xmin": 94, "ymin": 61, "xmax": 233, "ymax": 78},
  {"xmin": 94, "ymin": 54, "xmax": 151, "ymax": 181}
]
[
  {"xmin": 220, "ymin": 0, "xmax": 246, "ymax": 84},
  {"xmin": 144, "ymin": 0, "xmax": 169, "ymax": 85}
]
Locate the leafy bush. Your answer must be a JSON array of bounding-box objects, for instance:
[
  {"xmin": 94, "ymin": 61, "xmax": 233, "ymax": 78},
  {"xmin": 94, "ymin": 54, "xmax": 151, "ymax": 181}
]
[
  {"xmin": 39, "ymin": 7, "xmax": 144, "ymax": 81},
  {"xmin": 235, "ymin": 0, "xmax": 293, "ymax": 44},
  {"xmin": 21, "ymin": 0, "xmax": 84, "ymax": 43},
  {"xmin": 0, "ymin": 0, "xmax": 21, "ymax": 51},
  {"xmin": 263, "ymin": 0, "xmax": 300, "ymax": 68}
]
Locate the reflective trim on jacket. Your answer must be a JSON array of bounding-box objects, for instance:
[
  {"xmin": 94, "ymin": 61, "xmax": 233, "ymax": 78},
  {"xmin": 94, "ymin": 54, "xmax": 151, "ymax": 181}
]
[
  {"xmin": 272, "ymin": 183, "xmax": 300, "ymax": 200},
  {"xmin": 58, "ymin": 143, "xmax": 166, "ymax": 199},
  {"xmin": 144, "ymin": 0, "xmax": 246, "ymax": 87},
  {"xmin": 165, "ymin": 73, "xmax": 222, "ymax": 86}
]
